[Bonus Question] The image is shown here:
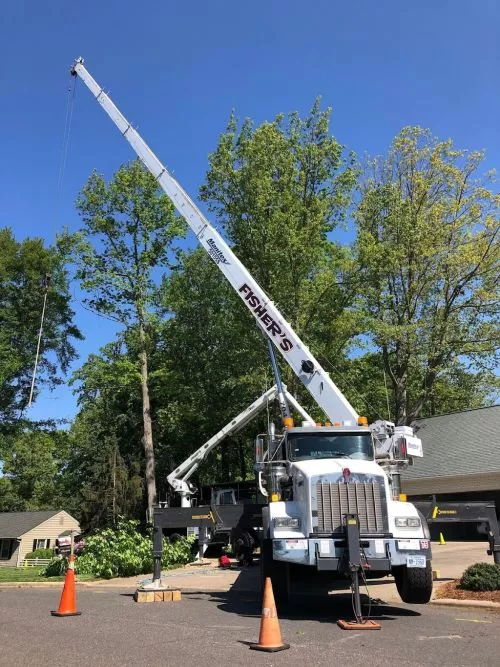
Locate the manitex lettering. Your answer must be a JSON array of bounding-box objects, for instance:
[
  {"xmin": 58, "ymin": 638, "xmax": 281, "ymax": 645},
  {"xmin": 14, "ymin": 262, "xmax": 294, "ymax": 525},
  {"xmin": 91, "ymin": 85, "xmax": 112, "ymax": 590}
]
[
  {"xmin": 239, "ymin": 284, "xmax": 293, "ymax": 351},
  {"xmin": 206, "ymin": 238, "xmax": 230, "ymax": 265}
]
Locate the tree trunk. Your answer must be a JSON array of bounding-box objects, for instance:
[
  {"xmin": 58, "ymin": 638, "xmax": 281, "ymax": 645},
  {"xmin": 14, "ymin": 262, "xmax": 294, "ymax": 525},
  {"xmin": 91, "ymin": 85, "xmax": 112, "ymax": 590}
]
[
  {"xmin": 395, "ymin": 380, "xmax": 407, "ymax": 425},
  {"xmin": 138, "ymin": 321, "xmax": 157, "ymax": 519}
]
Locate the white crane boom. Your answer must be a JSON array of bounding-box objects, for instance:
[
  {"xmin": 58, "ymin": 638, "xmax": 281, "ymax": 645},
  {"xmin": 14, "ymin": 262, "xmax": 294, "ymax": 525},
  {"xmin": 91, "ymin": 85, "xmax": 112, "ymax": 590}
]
[
  {"xmin": 70, "ymin": 58, "xmax": 358, "ymax": 425},
  {"xmin": 167, "ymin": 384, "xmax": 314, "ymax": 505}
]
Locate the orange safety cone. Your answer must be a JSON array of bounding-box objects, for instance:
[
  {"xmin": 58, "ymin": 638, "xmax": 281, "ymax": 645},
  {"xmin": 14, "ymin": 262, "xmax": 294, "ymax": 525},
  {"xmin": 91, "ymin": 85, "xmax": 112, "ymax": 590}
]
[
  {"xmin": 250, "ymin": 577, "xmax": 289, "ymax": 652},
  {"xmin": 51, "ymin": 554, "xmax": 81, "ymax": 617}
]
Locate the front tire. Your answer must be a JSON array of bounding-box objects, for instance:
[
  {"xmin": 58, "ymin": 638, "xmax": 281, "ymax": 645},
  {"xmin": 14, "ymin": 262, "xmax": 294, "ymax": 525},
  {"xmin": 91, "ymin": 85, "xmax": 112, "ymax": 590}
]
[
  {"xmin": 261, "ymin": 538, "xmax": 289, "ymax": 606},
  {"xmin": 393, "ymin": 562, "xmax": 433, "ymax": 604}
]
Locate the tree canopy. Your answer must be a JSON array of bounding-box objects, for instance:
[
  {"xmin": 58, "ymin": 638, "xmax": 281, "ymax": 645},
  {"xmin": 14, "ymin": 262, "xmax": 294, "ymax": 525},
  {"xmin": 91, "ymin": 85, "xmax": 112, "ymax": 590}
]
[
  {"xmin": 0, "ymin": 228, "xmax": 81, "ymax": 428},
  {"xmin": 355, "ymin": 126, "xmax": 499, "ymax": 423},
  {"xmin": 4, "ymin": 108, "xmax": 498, "ymax": 527}
]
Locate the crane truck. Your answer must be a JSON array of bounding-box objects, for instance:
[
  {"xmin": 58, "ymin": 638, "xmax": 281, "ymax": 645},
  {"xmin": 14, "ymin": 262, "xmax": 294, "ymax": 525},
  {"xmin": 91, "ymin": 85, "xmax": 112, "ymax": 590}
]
[{"xmin": 71, "ymin": 57, "xmax": 437, "ymax": 613}]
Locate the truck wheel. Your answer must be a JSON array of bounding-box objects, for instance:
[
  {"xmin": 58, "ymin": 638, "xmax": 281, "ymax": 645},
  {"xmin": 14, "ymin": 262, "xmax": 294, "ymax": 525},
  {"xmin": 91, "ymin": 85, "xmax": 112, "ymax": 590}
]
[
  {"xmin": 260, "ymin": 538, "xmax": 289, "ymax": 606},
  {"xmin": 231, "ymin": 529, "xmax": 255, "ymax": 566},
  {"xmin": 393, "ymin": 562, "xmax": 433, "ymax": 604}
]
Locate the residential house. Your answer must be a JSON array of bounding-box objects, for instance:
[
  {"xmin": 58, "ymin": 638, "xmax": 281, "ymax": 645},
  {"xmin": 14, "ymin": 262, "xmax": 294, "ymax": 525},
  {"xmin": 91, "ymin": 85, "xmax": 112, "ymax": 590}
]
[{"xmin": 0, "ymin": 510, "xmax": 80, "ymax": 567}]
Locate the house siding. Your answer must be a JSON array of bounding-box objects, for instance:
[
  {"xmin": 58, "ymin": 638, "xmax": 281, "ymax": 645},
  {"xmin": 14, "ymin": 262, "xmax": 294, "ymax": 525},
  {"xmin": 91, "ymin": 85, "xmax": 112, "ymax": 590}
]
[{"xmin": 15, "ymin": 511, "xmax": 80, "ymax": 567}]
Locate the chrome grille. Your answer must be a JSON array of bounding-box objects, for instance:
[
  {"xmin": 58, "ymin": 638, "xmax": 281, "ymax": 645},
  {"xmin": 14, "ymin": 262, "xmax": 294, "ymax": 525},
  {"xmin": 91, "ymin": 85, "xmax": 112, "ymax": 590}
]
[{"xmin": 316, "ymin": 482, "xmax": 385, "ymax": 534}]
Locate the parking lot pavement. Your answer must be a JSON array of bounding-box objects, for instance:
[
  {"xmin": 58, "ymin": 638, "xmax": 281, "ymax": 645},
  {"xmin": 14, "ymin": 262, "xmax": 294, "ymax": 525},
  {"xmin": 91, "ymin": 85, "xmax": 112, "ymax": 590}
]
[{"xmin": 0, "ymin": 585, "xmax": 498, "ymax": 667}]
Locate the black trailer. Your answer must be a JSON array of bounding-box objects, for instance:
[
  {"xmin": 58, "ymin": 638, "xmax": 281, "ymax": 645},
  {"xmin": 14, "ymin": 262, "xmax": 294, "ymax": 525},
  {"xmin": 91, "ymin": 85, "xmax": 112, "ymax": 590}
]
[{"xmin": 150, "ymin": 497, "xmax": 500, "ymax": 586}]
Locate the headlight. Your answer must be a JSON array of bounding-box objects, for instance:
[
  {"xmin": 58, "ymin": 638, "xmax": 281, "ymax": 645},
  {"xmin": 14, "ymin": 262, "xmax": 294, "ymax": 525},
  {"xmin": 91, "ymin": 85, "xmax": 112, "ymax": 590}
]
[
  {"xmin": 395, "ymin": 517, "xmax": 421, "ymax": 528},
  {"xmin": 273, "ymin": 517, "xmax": 300, "ymax": 529}
]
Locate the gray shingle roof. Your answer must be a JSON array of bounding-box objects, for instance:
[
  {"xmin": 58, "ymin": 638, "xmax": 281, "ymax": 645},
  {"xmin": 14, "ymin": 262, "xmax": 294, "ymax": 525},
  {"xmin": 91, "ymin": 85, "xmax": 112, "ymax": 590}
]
[
  {"xmin": 403, "ymin": 405, "xmax": 500, "ymax": 481},
  {"xmin": 0, "ymin": 511, "xmax": 60, "ymax": 538}
]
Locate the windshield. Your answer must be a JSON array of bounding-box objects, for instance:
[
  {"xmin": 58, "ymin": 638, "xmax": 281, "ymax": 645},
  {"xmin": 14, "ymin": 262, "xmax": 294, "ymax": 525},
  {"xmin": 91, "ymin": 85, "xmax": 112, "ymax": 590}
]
[{"xmin": 288, "ymin": 432, "xmax": 373, "ymax": 461}]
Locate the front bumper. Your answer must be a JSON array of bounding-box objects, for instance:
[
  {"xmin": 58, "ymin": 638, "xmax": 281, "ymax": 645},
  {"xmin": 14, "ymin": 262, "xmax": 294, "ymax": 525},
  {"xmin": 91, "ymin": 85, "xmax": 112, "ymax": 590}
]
[{"xmin": 272, "ymin": 536, "xmax": 432, "ymax": 572}]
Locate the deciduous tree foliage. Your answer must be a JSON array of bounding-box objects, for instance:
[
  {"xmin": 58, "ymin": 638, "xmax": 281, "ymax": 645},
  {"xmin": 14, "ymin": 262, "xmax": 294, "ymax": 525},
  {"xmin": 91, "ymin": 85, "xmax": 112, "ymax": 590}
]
[
  {"xmin": 13, "ymin": 117, "xmax": 497, "ymax": 525},
  {"xmin": 0, "ymin": 427, "xmax": 70, "ymax": 511},
  {"xmin": 61, "ymin": 160, "xmax": 186, "ymax": 517},
  {"xmin": 355, "ymin": 127, "xmax": 499, "ymax": 424},
  {"xmin": 198, "ymin": 99, "xmax": 359, "ymax": 404},
  {"xmin": 0, "ymin": 228, "xmax": 81, "ymax": 427}
]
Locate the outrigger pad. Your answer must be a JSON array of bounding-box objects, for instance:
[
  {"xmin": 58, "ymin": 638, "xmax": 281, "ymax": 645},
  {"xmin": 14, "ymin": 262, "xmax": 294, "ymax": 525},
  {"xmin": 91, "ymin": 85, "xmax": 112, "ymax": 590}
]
[{"xmin": 337, "ymin": 619, "xmax": 381, "ymax": 630}]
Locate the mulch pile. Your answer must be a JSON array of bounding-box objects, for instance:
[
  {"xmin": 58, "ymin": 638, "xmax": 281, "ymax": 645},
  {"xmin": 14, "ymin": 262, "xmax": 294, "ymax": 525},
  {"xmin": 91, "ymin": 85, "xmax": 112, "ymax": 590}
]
[{"xmin": 435, "ymin": 580, "xmax": 500, "ymax": 603}]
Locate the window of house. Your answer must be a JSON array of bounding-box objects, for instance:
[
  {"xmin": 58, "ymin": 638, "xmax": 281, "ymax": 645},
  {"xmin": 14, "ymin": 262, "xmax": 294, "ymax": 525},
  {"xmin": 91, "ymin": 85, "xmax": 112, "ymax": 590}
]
[
  {"xmin": 0, "ymin": 539, "xmax": 11, "ymax": 560},
  {"xmin": 32, "ymin": 539, "xmax": 50, "ymax": 551}
]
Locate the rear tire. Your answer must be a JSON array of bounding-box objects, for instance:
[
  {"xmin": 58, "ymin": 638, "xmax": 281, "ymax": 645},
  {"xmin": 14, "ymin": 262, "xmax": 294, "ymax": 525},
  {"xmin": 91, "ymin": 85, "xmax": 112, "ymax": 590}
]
[
  {"xmin": 394, "ymin": 562, "xmax": 433, "ymax": 604},
  {"xmin": 231, "ymin": 528, "xmax": 255, "ymax": 566},
  {"xmin": 261, "ymin": 538, "xmax": 289, "ymax": 606}
]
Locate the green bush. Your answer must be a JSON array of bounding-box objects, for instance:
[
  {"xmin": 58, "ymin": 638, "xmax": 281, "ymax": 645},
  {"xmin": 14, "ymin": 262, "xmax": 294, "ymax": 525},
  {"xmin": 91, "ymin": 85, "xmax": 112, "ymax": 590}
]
[
  {"xmin": 460, "ymin": 562, "xmax": 500, "ymax": 592},
  {"xmin": 41, "ymin": 556, "xmax": 68, "ymax": 577},
  {"xmin": 41, "ymin": 519, "xmax": 196, "ymax": 579},
  {"xmin": 24, "ymin": 548, "xmax": 55, "ymax": 559}
]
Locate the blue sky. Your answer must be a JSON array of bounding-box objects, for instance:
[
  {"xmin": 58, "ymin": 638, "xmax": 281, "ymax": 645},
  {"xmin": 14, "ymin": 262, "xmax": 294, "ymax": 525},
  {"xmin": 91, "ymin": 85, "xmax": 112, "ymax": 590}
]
[{"xmin": 2, "ymin": 1, "xmax": 499, "ymax": 422}]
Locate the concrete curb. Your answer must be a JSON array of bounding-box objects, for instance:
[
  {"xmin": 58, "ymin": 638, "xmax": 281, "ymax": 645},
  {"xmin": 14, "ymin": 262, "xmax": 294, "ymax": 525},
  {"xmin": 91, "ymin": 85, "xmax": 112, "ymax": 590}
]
[
  {"xmin": 431, "ymin": 598, "xmax": 500, "ymax": 610},
  {"xmin": 0, "ymin": 582, "xmax": 67, "ymax": 588},
  {"xmin": 0, "ymin": 580, "xmax": 95, "ymax": 588}
]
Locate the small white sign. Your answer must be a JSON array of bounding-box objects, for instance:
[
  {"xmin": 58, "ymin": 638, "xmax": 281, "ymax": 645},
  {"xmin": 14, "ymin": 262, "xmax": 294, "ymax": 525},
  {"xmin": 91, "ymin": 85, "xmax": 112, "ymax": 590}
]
[
  {"xmin": 286, "ymin": 539, "xmax": 307, "ymax": 550},
  {"xmin": 406, "ymin": 555, "xmax": 426, "ymax": 568},
  {"xmin": 374, "ymin": 539, "xmax": 385, "ymax": 554},
  {"xmin": 398, "ymin": 539, "xmax": 420, "ymax": 550},
  {"xmin": 319, "ymin": 539, "xmax": 330, "ymax": 555}
]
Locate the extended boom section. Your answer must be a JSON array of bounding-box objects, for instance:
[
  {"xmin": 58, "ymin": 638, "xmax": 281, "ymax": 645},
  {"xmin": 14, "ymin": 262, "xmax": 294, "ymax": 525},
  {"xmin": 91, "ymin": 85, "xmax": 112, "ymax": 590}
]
[{"xmin": 70, "ymin": 58, "xmax": 357, "ymax": 425}]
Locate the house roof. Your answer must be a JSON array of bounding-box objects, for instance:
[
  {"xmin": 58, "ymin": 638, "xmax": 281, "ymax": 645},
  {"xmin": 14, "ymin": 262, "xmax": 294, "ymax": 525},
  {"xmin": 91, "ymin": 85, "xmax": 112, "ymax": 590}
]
[
  {"xmin": 403, "ymin": 404, "xmax": 500, "ymax": 482},
  {"xmin": 0, "ymin": 511, "xmax": 61, "ymax": 538}
]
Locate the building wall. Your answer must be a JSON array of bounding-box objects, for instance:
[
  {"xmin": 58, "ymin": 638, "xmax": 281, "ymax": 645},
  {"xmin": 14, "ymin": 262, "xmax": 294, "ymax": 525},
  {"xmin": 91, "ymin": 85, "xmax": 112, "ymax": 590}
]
[{"xmin": 17, "ymin": 511, "xmax": 80, "ymax": 566}]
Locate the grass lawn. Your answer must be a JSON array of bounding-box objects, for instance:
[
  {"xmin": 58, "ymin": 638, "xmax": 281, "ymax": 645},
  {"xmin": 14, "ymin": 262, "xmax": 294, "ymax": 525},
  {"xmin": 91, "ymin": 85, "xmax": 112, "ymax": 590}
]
[{"xmin": 0, "ymin": 567, "xmax": 95, "ymax": 583}]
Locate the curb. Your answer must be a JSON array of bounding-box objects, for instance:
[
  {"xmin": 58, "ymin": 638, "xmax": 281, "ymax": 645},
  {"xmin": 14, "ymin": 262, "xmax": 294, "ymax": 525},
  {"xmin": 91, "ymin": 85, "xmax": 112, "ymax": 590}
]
[
  {"xmin": 0, "ymin": 582, "xmax": 68, "ymax": 588},
  {"xmin": 0, "ymin": 580, "xmax": 94, "ymax": 589},
  {"xmin": 431, "ymin": 598, "xmax": 500, "ymax": 610}
]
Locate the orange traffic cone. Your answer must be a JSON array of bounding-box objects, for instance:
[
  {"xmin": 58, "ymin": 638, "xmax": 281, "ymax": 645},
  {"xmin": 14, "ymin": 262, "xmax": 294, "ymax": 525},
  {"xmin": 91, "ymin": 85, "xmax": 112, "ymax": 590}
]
[
  {"xmin": 250, "ymin": 577, "xmax": 289, "ymax": 652},
  {"xmin": 51, "ymin": 555, "xmax": 81, "ymax": 617}
]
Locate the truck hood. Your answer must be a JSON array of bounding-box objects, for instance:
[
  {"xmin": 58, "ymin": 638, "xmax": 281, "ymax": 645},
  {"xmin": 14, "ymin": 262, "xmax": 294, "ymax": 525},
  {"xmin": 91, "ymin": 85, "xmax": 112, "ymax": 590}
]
[{"xmin": 291, "ymin": 458, "xmax": 384, "ymax": 480}]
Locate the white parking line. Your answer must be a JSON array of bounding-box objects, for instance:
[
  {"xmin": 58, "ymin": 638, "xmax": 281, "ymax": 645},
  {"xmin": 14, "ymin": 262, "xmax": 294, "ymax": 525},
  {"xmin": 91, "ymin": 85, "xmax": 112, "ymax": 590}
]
[{"xmin": 418, "ymin": 635, "xmax": 462, "ymax": 640}]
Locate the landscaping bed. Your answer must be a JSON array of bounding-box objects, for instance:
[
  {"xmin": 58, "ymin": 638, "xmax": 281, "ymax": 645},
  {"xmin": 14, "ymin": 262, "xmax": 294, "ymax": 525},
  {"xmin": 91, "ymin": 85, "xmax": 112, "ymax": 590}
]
[{"xmin": 435, "ymin": 580, "xmax": 500, "ymax": 604}]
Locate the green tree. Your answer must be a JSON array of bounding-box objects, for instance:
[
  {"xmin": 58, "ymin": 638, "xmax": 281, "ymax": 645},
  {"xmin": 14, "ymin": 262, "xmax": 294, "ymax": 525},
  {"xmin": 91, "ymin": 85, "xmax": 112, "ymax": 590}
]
[
  {"xmin": 153, "ymin": 100, "xmax": 358, "ymax": 488},
  {"xmin": 0, "ymin": 228, "xmax": 81, "ymax": 426},
  {"xmin": 0, "ymin": 428, "xmax": 69, "ymax": 510},
  {"xmin": 200, "ymin": 99, "xmax": 356, "ymax": 334},
  {"xmin": 61, "ymin": 160, "xmax": 186, "ymax": 517},
  {"xmin": 199, "ymin": 99, "xmax": 357, "ymax": 402},
  {"xmin": 355, "ymin": 127, "xmax": 499, "ymax": 424}
]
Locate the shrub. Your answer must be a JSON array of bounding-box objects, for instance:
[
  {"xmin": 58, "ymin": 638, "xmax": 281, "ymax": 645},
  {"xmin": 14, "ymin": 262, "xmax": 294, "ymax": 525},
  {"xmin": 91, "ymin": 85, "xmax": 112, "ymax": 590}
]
[
  {"xmin": 24, "ymin": 548, "xmax": 55, "ymax": 559},
  {"xmin": 41, "ymin": 556, "xmax": 68, "ymax": 577},
  {"xmin": 41, "ymin": 519, "xmax": 196, "ymax": 579},
  {"xmin": 460, "ymin": 562, "xmax": 500, "ymax": 592}
]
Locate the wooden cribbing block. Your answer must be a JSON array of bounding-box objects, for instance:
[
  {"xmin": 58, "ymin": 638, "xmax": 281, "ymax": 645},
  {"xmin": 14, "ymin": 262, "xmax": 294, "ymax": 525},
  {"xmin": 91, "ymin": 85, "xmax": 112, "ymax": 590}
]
[
  {"xmin": 134, "ymin": 588, "xmax": 182, "ymax": 602},
  {"xmin": 134, "ymin": 590, "xmax": 155, "ymax": 603}
]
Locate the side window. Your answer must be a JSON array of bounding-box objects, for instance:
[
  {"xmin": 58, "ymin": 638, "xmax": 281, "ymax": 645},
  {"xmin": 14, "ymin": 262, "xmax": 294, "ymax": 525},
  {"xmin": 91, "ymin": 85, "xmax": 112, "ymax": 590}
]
[
  {"xmin": 34, "ymin": 539, "xmax": 50, "ymax": 550},
  {"xmin": 218, "ymin": 491, "xmax": 235, "ymax": 505}
]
